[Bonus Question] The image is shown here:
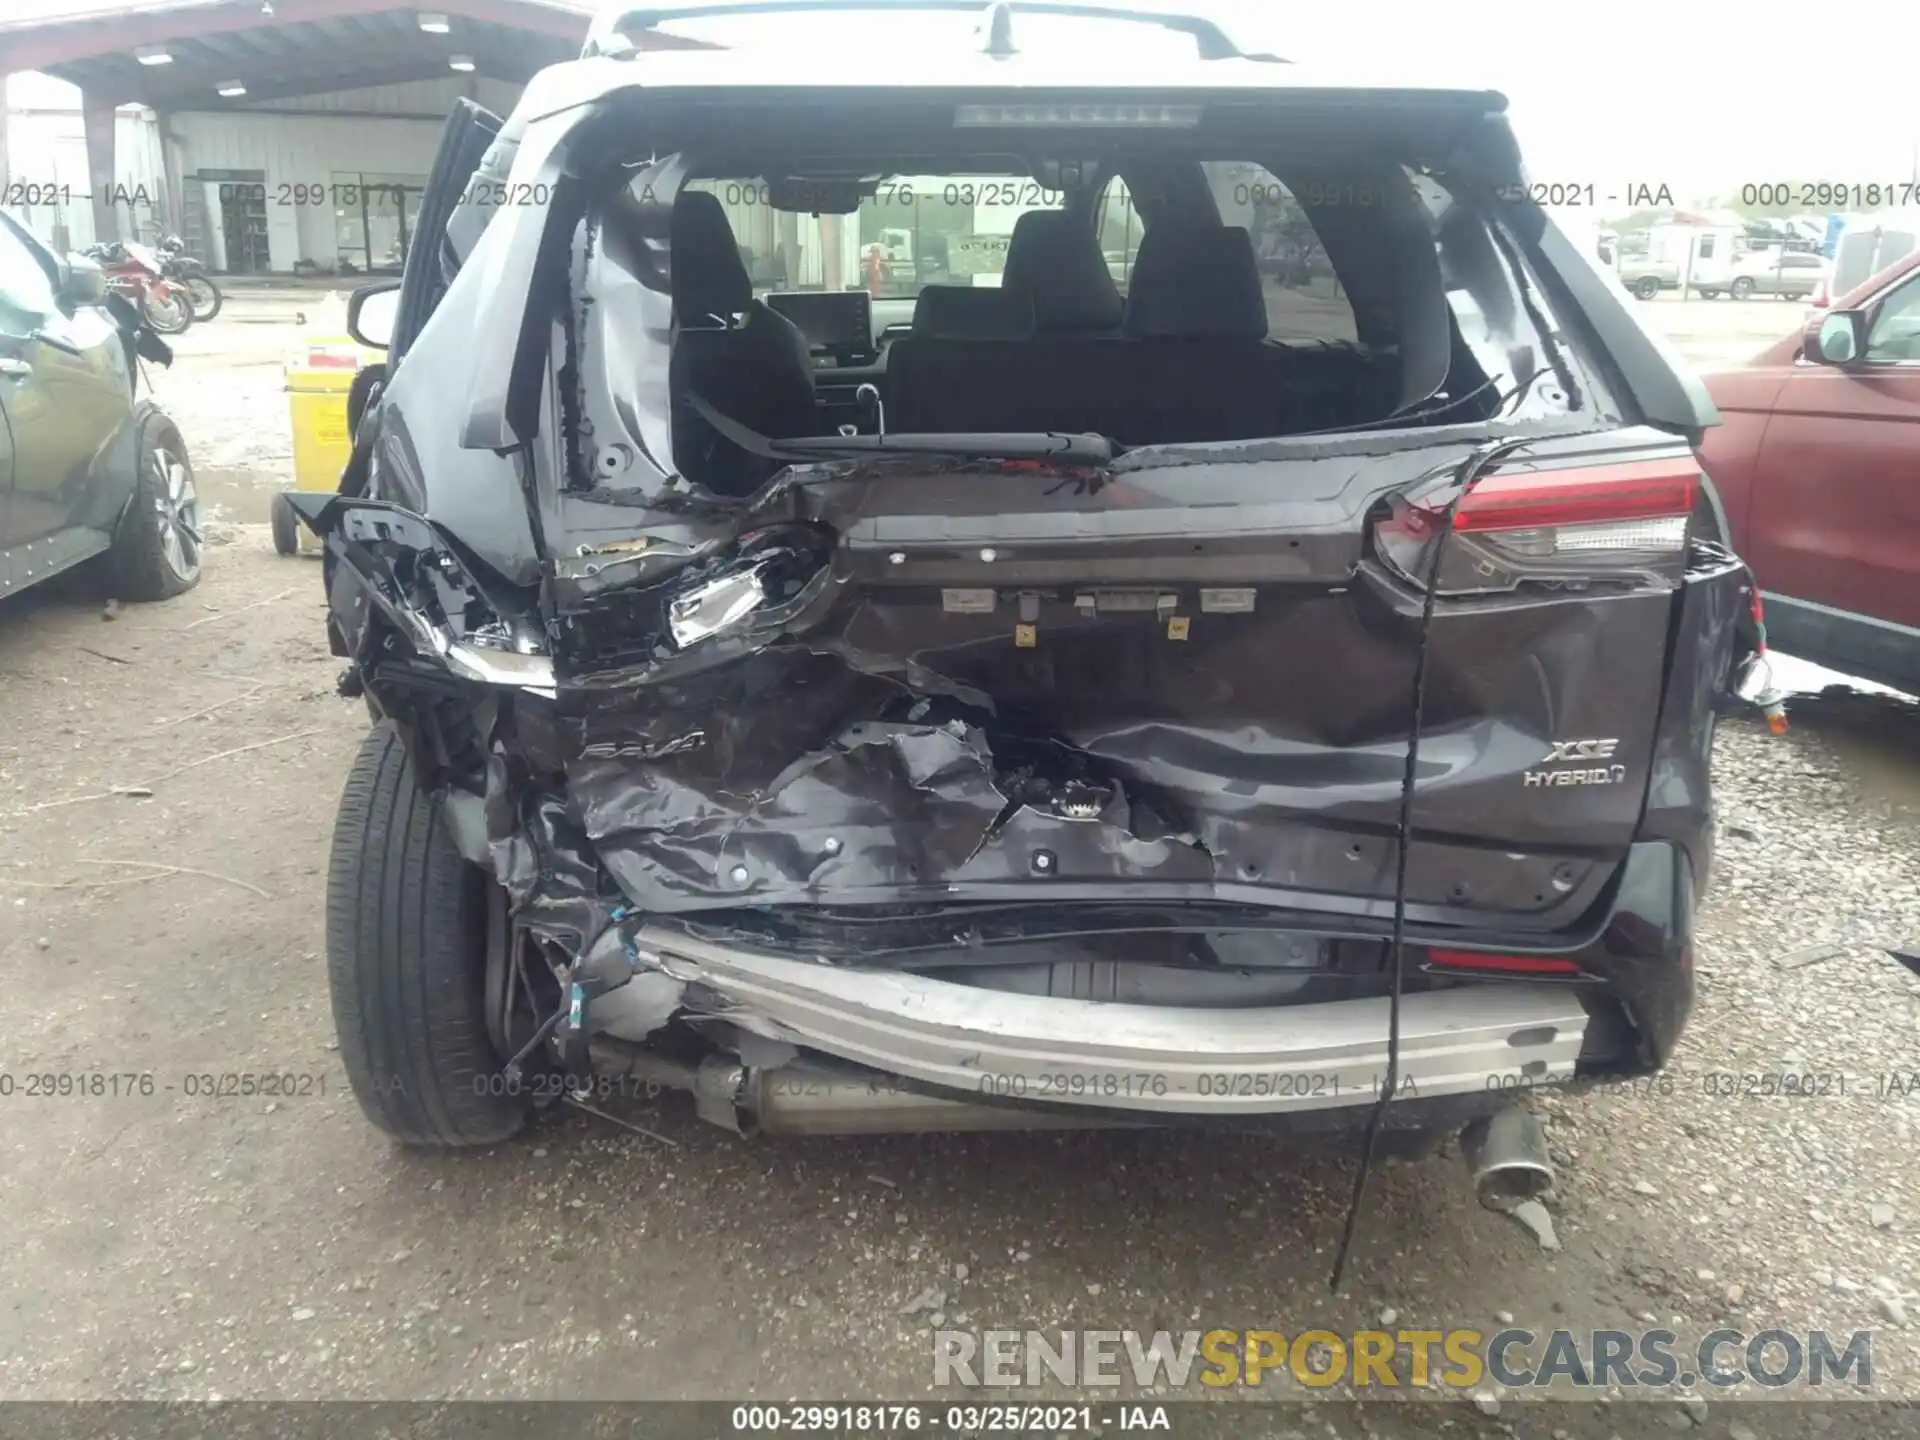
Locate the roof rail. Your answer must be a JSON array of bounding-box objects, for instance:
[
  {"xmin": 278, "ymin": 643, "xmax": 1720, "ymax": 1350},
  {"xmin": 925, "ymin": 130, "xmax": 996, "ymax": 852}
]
[{"xmin": 584, "ymin": 0, "xmax": 1261, "ymax": 62}]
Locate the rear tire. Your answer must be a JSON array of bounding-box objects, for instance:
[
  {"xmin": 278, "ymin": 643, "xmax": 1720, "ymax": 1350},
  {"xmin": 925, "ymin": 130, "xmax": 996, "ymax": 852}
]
[
  {"xmin": 105, "ymin": 407, "xmax": 201, "ymax": 601},
  {"xmin": 270, "ymin": 491, "xmax": 300, "ymax": 556},
  {"xmin": 1729, "ymin": 276, "xmax": 1755, "ymax": 300},
  {"xmin": 326, "ymin": 722, "xmax": 527, "ymax": 1148},
  {"xmin": 1633, "ymin": 276, "xmax": 1660, "ymax": 300}
]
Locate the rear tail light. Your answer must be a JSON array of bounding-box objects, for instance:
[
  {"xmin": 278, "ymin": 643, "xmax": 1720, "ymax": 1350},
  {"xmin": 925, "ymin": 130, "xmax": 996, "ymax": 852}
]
[
  {"xmin": 1451, "ymin": 458, "xmax": 1697, "ymax": 532},
  {"xmin": 1375, "ymin": 455, "xmax": 1699, "ymax": 596},
  {"xmin": 1427, "ymin": 948, "xmax": 1582, "ymax": 977}
]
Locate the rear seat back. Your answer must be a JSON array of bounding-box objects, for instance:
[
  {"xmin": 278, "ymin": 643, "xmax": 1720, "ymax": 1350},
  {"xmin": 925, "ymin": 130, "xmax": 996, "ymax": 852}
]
[
  {"xmin": 1000, "ymin": 211, "xmax": 1124, "ymax": 335},
  {"xmin": 1115, "ymin": 223, "xmax": 1287, "ymax": 443},
  {"xmin": 1121, "ymin": 223, "xmax": 1269, "ymax": 342},
  {"xmin": 886, "ymin": 286, "xmax": 1040, "ymax": 434},
  {"xmin": 887, "ymin": 223, "xmax": 1391, "ymax": 443},
  {"xmin": 1115, "ymin": 223, "xmax": 1388, "ymax": 442},
  {"xmin": 910, "ymin": 285, "xmax": 1035, "ymax": 342}
]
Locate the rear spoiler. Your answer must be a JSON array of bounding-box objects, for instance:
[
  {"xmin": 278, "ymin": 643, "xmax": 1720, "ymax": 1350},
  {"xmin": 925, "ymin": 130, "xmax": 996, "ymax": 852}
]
[{"xmin": 584, "ymin": 0, "xmax": 1274, "ymax": 61}]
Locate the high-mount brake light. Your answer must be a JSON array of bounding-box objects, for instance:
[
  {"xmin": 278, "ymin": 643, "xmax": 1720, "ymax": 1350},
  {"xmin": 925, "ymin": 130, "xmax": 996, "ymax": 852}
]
[{"xmin": 954, "ymin": 103, "xmax": 1201, "ymax": 128}]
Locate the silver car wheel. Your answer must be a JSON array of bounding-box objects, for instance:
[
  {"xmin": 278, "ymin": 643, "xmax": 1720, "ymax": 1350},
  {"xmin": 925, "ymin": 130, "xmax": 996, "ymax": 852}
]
[{"xmin": 152, "ymin": 446, "xmax": 202, "ymax": 583}]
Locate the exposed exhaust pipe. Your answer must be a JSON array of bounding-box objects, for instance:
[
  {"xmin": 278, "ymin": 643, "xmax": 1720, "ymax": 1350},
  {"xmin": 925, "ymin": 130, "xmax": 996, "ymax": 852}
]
[{"xmin": 1459, "ymin": 1105, "xmax": 1555, "ymax": 1205}]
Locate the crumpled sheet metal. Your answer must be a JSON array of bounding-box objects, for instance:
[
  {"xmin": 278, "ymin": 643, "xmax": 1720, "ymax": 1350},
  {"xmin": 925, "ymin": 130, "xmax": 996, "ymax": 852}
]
[
  {"xmin": 547, "ymin": 719, "xmax": 1598, "ymax": 918},
  {"xmin": 490, "ymin": 790, "xmax": 607, "ymax": 937},
  {"xmin": 568, "ymin": 720, "xmax": 1213, "ymax": 912},
  {"xmin": 483, "ymin": 592, "xmax": 1615, "ymax": 924}
]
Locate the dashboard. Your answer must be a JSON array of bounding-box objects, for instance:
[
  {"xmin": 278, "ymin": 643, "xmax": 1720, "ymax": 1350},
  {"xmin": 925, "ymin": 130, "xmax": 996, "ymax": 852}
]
[{"xmin": 766, "ymin": 290, "xmax": 874, "ymax": 359}]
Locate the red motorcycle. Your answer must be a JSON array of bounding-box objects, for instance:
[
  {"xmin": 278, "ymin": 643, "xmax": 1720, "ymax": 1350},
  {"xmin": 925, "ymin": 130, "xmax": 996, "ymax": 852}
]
[{"xmin": 81, "ymin": 240, "xmax": 195, "ymax": 335}]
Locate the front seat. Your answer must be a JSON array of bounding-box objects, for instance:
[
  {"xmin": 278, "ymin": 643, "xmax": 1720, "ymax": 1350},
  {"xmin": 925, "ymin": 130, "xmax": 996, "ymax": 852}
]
[{"xmin": 668, "ymin": 190, "xmax": 817, "ymax": 495}]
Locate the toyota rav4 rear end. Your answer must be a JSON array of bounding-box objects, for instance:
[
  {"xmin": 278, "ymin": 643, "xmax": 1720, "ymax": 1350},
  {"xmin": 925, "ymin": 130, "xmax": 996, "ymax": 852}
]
[{"xmin": 300, "ymin": 0, "xmax": 1756, "ymax": 1160}]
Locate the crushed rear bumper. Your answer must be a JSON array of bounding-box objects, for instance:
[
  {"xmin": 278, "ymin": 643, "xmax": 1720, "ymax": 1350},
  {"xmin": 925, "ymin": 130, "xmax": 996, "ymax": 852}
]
[
  {"xmin": 629, "ymin": 922, "xmax": 1590, "ymax": 1117},
  {"xmin": 575, "ymin": 836, "xmax": 1697, "ymax": 1133}
]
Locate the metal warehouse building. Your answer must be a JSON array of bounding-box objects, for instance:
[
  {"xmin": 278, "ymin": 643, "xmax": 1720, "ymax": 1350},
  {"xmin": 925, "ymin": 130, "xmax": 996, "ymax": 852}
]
[{"xmin": 0, "ymin": 0, "xmax": 698, "ymax": 273}]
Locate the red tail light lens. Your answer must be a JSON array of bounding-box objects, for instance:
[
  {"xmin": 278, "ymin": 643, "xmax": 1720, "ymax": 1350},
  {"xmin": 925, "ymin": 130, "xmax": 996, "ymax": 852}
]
[
  {"xmin": 1427, "ymin": 948, "xmax": 1582, "ymax": 976},
  {"xmin": 1452, "ymin": 458, "xmax": 1698, "ymax": 533},
  {"xmin": 1376, "ymin": 455, "xmax": 1700, "ymax": 596}
]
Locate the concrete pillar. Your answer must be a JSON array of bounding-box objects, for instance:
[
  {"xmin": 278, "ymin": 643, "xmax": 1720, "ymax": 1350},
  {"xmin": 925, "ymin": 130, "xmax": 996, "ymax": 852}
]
[
  {"xmin": 82, "ymin": 89, "xmax": 118, "ymax": 244},
  {"xmin": 155, "ymin": 109, "xmax": 183, "ymax": 235}
]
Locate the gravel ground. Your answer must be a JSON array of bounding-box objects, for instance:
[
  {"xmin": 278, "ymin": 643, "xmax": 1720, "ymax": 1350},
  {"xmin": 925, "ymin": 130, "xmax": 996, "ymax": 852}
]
[
  {"xmin": 0, "ymin": 313, "xmax": 1914, "ymax": 1439},
  {"xmin": 1539, "ymin": 695, "xmax": 1920, "ymax": 1336}
]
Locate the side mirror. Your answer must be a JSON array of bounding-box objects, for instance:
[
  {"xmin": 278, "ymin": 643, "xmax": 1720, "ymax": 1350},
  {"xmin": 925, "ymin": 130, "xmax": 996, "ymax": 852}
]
[
  {"xmin": 56, "ymin": 252, "xmax": 108, "ymax": 308},
  {"xmin": 346, "ymin": 280, "xmax": 402, "ymax": 349},
  {"xmin": 1804, "ymin": 310, "xmax": 1864, "ymax": 366}
]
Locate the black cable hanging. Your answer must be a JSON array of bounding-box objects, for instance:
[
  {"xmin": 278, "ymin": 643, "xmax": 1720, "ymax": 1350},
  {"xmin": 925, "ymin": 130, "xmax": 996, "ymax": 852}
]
[{"xmin": 1326, "ymin": 434, "xmax": 1534, "ymax": 1294}]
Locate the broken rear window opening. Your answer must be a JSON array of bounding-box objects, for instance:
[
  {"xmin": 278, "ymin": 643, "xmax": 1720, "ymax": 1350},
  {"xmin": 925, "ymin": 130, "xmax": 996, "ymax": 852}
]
[{"xmin": 559, "ymin": 112, "xmax": 1607, "ymax": 504}]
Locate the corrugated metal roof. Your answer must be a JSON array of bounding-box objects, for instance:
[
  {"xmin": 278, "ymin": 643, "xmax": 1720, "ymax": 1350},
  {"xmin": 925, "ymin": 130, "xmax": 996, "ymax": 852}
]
[
  {"xmin": 0, "ymin": 0, "xmax": 692, "ymax": 108},
  {"xmin": 3, "ymin": 0, "xmax": 215, "ymax": 21}
]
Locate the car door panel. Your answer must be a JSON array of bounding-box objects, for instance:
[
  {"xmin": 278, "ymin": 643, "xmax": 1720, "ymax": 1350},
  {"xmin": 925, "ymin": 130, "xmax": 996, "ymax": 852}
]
[
  {"xmin": 1695, "ymin": 365, "xmax": 1791, "ymax": 550},
  {"xmin": 1748, "ymin": 369, "xmax": 1920, "ymax": 625},
  {"xmin": 0, "ymin": 218, "xmax": 132, "ymax": 552},
  {"xmin": 4, "ymin": 322, "xmax": 132, "ymax": 540},
  {"xmin": 1745, "ymin": 269, "xmax": 1920, "ymax": 683}
]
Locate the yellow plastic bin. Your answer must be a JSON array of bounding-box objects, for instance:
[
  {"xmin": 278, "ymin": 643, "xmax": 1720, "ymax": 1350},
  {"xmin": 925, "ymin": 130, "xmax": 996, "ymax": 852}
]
[{"xmin": 274, "ymin": 336, "xmax": 364, "ymax": 555}]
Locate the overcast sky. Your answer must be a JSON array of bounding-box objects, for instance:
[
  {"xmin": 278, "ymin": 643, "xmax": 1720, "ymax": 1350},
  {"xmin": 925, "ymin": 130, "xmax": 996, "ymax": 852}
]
[
  {"xmin": 651, "ymin": 0, "xmax": 1920, "ymax": 200},
  {"xmin": 1217, "ymin": 0, "xmax": 1920, "ymax": 198},
  {"xmin": 8, "ymin": 0, "xmax": 1919, "ymax": 200}
]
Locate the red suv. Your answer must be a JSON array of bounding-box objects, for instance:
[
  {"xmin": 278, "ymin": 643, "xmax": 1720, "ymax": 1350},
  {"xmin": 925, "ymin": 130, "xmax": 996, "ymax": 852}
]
[{"xmin": 1698, "ymin": 248, "xmax": 1920, "ymax": 692}]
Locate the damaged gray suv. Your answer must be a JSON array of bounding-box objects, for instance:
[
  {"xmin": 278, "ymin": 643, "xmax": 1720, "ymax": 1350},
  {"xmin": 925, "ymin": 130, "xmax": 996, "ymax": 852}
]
[{"xmin": 299, "ymin": 0, "xmax": 1762, "ymax": 1192}]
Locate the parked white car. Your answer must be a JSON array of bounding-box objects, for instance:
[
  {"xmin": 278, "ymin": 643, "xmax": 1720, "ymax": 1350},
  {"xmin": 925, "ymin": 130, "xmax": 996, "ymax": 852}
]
[{"xmin": 1693, "ymin": 248, "xmax": 1828, "ymax": 300}]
